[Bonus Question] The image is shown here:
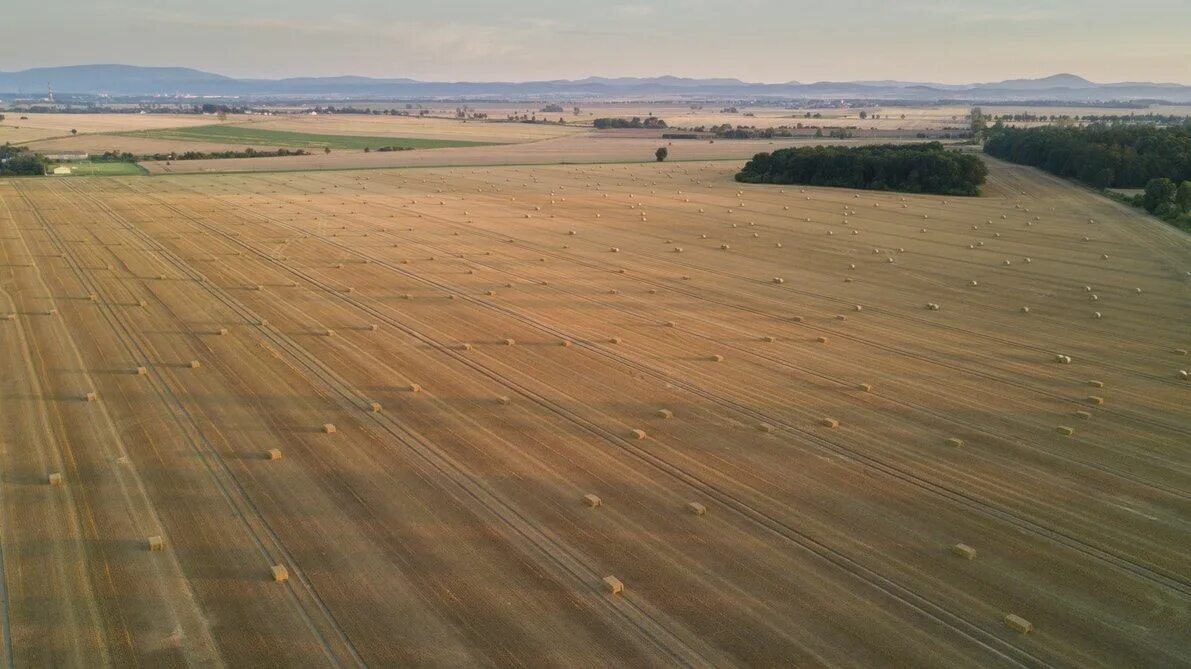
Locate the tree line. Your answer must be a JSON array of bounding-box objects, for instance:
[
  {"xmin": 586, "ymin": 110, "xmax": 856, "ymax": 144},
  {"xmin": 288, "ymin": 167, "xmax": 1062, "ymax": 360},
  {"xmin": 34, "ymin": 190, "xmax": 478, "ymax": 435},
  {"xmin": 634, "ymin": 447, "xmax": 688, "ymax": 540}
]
[
  {"xmin": 94, "ymin": 148, "xmax": 313, "ymax": 162},
  {"xmin": 735, "ymin": 143, "xmax": 987, "ymax": 196},
  {"xmin": 593, "ymin": 117, "xmax": 667, "ymax": 129},
  {"xmin": 982, "ymin": 123, "xmax": 1191, "ymax": 189}
]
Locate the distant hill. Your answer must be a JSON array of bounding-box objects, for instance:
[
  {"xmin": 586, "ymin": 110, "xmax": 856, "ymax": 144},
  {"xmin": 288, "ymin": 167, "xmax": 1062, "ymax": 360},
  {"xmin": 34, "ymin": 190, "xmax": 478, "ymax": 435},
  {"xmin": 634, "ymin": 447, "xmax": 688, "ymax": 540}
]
[
  {"xmin": 983, "ymin": 73, "xmax": 1095, "ymax": 90},
  {"xmin": 1, "ymin": 65, "xmax": 1189, "ymax": 102}
]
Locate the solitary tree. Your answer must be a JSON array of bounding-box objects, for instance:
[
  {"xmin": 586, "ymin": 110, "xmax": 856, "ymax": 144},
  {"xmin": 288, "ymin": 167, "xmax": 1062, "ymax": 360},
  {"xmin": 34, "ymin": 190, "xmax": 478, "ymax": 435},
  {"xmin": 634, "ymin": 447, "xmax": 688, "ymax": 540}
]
[
  {"xmin": 71, "ymin": 128, "xmax": 77, "ymax": 136},
  {"xmin": 859, "ymin": 110, "xmax": 868, "ymax": 120},
  {"xmin": 324, "ymin": 147, "xmax": 331, "ymax": 155},
  {"xmin": 655, "ymin": 146, "xmax": 668, "ymax": 162}
]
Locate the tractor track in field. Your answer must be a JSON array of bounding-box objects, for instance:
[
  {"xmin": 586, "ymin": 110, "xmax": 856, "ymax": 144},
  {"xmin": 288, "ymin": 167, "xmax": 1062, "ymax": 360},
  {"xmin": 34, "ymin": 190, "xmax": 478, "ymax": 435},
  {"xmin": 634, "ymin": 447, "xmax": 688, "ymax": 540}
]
[
  {"xmin": 157, "ymin": 177, "xmax": 1191, "ymax": 598},
  {"xmin": 54, "ymin": 178, "xmax": 727, "ymax": 669},
  {"xmin": 2, "ymin": 194, "xmax": 225, "ymax": 666},
  {"xmin": 215, "ymin": 179, "xmax": 1191, "ymax": 497},
  {"xmin": 112, "ymin": 179, "xmax": 1074, "ymax": 667},
  {"xmin": 217, "ymin": 173, "xmax": 1191, "ymax": 444},
  {"xmin": 253, "ymin": 170, "xmax": 1191, "ymax": 411},
  {"xmin": 16, "ymin": 180, "xmax": 365, "ymax": 669}
]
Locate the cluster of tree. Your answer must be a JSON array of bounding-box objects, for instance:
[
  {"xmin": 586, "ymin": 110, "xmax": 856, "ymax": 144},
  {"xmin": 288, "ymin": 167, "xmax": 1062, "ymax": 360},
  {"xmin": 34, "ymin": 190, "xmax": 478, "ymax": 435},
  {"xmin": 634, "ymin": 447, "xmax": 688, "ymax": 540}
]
[
  {"xmin": 454, "ymin": 105, "xmax": 488, "ymax": 119},
  {"xmin": 810, "ymin": 128, "xmax": 858, "ymax": 139},
  {"xmin": 199, "ymin": 103, "xmax": 252, "ymax": 115},
  {"xmin": 661, "ymin": 133, "xmax": 700, "ymax": 140},
  {"xmin": 540, "ymin": 104, "xmax": 565, "ymax": 113},
  {"xmin": 735, "ymin": 143, "xmax": 987, "ymax": 196},
  {"xmin": 712, "ymin": 125, "xmax": 797, "ymax": 139},
  {"xmin": 982, "ymin": 123, "xmax": 1191, "ymax": 189},
  {"xmin": 367, "ymin": 146, "xmax": 414, "ymax": 152},
  {"xmin": 1136, "ymin": 178, "xmax": 1191, "ymax": 218},
  {"xmin": 504, "ymin": 114, "xmax": 566, "ymax": 124},
  {"xmin": 0, "ymin": 144, "xmax": 45, "ymax": 176},
  {"xmin": 592, "ymin": 117, "xmax": 668, "ymax": 129}
]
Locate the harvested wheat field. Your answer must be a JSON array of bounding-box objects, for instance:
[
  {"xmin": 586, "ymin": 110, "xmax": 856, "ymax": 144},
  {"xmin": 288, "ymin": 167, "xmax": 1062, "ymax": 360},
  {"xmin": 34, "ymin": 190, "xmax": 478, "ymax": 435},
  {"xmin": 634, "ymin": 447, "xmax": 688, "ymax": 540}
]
[
  {"xmin": 0, "ymin": 157, "xmax": 1188, "ymax": 667},
  {"xmin": 141, "ymin": 134, "xmax": 912, "ymax": 174},
  {"xmin": 1, "ymin": 112, "xmax": 222, "ymax": 145}
]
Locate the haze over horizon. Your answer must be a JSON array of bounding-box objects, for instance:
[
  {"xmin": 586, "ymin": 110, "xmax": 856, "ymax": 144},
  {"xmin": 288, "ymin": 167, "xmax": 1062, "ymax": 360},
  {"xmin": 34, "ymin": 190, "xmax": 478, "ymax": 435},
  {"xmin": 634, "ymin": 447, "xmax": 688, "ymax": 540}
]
[{"xmin": 3, "ymin": 0, "xmax": 1189, "ymax": 85}]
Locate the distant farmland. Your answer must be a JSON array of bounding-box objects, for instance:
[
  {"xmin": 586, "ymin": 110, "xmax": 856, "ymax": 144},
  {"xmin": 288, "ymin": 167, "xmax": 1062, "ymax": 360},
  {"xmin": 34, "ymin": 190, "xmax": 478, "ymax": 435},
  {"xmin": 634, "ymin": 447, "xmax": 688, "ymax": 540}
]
[{"xmin": 119, "ymin": 124, "xmax": 497, "ymax": 150}]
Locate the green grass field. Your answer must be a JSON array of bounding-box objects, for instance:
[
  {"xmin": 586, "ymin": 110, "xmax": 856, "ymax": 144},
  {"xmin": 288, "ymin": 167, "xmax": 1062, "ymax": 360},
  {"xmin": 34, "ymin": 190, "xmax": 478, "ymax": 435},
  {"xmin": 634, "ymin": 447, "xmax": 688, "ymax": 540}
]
[
  {"xmin": 120, "ymin": 124, "xmax": 495, "ymax": 150},
  {"xmin": 55, "ymin": 161, "xmax": 148, "ymax": 176}
]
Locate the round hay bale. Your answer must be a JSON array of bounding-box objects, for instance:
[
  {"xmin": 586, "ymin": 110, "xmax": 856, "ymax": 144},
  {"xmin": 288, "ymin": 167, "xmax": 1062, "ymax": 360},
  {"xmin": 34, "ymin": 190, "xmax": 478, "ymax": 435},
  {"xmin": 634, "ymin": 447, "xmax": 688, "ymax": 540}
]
[{"xmin": 630, "ymin": 428, "xmax": 647, "ymax": 440}]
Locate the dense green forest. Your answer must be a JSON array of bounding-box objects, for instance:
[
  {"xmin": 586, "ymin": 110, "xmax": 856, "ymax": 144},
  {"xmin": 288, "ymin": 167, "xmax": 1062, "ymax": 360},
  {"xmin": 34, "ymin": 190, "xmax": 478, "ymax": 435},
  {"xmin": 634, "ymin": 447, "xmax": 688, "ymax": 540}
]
[
  {"xmin": 735, "ymin": 143, "xmax": 987, "ymax": 196},
  {"xmin": 983, "ymin": 123, "xmax": 1191, "ymax": 226},
  {"xmin": 982, "ymin": 123, "xmax": 1191, "ymax": 189}
]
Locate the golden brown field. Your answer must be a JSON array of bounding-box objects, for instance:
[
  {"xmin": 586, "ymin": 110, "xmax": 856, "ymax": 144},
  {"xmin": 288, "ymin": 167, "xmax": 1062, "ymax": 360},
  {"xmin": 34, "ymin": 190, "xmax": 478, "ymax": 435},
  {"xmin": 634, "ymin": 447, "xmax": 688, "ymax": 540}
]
[
  {"xmin": 141, "ymin": 135, "xmax": 918, "ymax": 174},
  {"xmin": 244, "ymin": 114, "xmax": 585, "ymax": 142},
  {"xmin": 1, "ymin": 157, "xmax": 1188, "ymax": 666},
  {"xmin": 1, "ymin": 112, "xmax": 221, "ymax": 146}
]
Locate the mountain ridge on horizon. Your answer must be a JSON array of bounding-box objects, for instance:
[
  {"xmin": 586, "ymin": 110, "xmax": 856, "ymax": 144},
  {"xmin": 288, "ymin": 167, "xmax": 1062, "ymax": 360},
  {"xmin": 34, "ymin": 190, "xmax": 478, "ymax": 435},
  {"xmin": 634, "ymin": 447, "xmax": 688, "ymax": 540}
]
[{"xmin": 2, "ymin": 65, "xmax": 1190, "ymax": 102}]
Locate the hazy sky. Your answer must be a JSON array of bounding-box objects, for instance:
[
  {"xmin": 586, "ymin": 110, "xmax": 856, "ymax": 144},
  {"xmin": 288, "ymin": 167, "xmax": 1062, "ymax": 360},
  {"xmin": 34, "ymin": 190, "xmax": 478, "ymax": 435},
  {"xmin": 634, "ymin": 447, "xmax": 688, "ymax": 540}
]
[{"xmin": 3, "ymin": 0, "xmax": 1189, "ymax": 83}]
